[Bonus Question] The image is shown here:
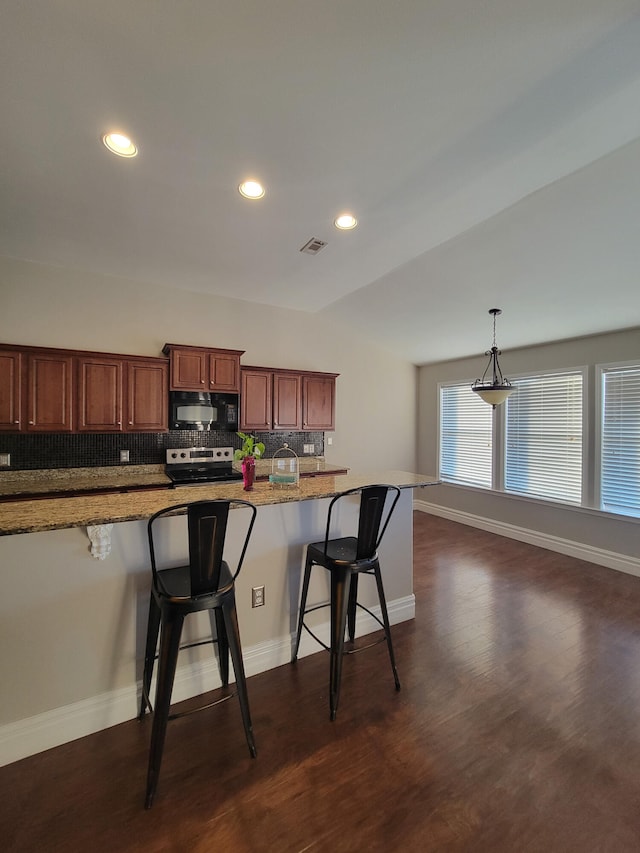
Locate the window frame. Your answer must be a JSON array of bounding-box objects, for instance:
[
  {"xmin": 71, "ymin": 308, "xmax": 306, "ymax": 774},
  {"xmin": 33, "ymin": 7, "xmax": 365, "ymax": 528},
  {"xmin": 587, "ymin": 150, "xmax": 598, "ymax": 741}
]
[
  {"xmin": 437, "ymin": 365, "xmax": 590, "ymax": 510},
  {"xmin": 437, "ymin": 379, "xmax": 496, "ymax": 489},
  {"xmin": 596, "ymin": 360, "xmax": 640, "ymax": 519},
  {"xmin": 502, "ymin": 365, "xmax": 589, "ymax": 507}
]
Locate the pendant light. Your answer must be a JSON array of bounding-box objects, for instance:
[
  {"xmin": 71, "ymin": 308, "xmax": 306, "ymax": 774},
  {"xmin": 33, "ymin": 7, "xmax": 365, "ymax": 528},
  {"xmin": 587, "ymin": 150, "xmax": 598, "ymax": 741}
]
[{"xmin": 471, "ymin": 308, "xmax": 515, "ymax": 408}]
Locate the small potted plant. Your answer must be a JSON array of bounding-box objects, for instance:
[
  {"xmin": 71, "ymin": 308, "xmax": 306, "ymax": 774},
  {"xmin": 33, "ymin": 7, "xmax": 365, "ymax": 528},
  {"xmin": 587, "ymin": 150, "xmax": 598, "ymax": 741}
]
[{"xmin": 234, "ymin": 432, "xmax": 265, "ymax": 491}]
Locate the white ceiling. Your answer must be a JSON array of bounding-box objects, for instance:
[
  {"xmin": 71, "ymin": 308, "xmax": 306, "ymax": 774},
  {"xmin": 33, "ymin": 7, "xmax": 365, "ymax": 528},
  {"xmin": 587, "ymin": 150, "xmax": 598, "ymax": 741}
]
[{"xmin": 2, "ymin": 1, "xmax": 640, "ymax": 364}]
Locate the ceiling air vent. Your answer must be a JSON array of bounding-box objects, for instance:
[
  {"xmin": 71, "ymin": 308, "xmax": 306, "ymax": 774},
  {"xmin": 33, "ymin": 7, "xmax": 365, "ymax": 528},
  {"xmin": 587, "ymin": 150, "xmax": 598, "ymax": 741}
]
[{"xmin": 300, "ymin": 237, "xmax": 327, "ymax": 255}]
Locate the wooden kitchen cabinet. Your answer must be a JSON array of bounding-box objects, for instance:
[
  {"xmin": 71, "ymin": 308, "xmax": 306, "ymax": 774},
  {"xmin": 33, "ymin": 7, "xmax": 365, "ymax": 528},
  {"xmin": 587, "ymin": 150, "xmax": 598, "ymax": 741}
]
[
  {"xmin": 273, "ymin": 372, "xmax": 302, "ymax": 430},
  {"xmin": 27, "ymin": 351, "xmax": 74, "ymax": 432},
  {"xmin": 126, "ymin": 358, "xmax": 168, "ymax": 432},
  {"xmin": 240, "ymin": 369, "xmax": 272, "ymax": 431},
  {"xmin": 240, "ymin": 369, "xmax": 302, "ymax": 431},
  {"xmin": 78, "ymin": 355, "xmax": 169, "ymax": 433},
  {"xmin": 77, "ymin": 356, "xmax": 124, "ymax": 432},
  {"xmin": 302, "ymin": 373, "xmax": 337, "ymax": 431},
  {"xmin": 163, "ymin": 344, "xmax": 244, "ymax": 392},
  {"xmin": 0, "ymin": 349, "xmax": 22, "ymax": 431},
  {"xmin": 0, "ymin": 342, "xmax": 169, "ymax": 434},
  {"xmin": 241, "ymin": 367, "xmax": 336, "ymax": 432}
]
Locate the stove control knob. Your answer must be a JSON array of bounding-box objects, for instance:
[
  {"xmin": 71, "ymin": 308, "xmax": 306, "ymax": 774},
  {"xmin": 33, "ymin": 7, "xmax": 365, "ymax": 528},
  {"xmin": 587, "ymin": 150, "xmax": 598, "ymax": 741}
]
[{"xmin": 180, "ymin": 452, "xmax": 187, "ymax": 459}]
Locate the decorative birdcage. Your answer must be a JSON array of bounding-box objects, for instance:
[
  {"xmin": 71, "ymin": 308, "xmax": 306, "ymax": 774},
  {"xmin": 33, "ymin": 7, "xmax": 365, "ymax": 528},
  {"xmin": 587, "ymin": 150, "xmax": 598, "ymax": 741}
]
[{"xmin": 269, "ymin": 444, "xmax": 299, "ymax": 488}]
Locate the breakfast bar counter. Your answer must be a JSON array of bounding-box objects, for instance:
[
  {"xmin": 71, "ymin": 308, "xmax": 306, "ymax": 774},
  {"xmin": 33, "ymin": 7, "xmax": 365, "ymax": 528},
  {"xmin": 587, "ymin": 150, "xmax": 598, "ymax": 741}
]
[{"xmin": 0, "ymin": 470, "xmax": 438, "ymax": 535}]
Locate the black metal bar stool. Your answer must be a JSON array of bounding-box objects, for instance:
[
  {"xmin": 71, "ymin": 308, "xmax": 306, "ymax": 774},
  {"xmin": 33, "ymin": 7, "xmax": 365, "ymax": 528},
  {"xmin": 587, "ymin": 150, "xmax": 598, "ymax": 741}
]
[
  {"xmin": 292, "ymin": 484, "xmax": 401, "ymax": 720},
  {"xmin": 139, "ymin": 498, "xmax": 257, "ymax": 808}
]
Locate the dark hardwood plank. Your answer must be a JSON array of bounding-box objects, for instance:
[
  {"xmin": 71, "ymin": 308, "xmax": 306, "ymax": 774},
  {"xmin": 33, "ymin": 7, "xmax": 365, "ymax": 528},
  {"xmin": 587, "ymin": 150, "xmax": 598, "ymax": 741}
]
[{"xmin": 2, "ymin": 512, "xmax": 640, "ymax": 851}]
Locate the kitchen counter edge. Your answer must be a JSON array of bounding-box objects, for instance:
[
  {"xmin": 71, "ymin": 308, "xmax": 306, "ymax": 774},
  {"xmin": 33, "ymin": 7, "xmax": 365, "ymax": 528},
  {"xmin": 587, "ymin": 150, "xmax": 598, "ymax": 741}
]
[{"xmin": 0, "ymin": 471, "xmax": 440, "ymax": 536}]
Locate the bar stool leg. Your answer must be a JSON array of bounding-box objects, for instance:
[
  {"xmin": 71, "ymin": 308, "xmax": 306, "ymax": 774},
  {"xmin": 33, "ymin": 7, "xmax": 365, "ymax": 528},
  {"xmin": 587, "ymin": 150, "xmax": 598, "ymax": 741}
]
[
  {"xmin": 211, "ymin": 610, "xmax": 229, "ymax": 686},
  {"xmin": 223, "ymin": 597, "xmax": 257, "ymax": 759},
  {"xmin": 329, "ymin": 567, "xmax": 352, "ymax": 721},
  {"xmin": 145, "ymin": 609, "xmax": 184, "ymax": 809},
  {"xmin": 373, "ymin": 563, "xmax": 400, "ymax": 691},
  {"xmin": 347, "ymin": 575, "xmax": 359, "ymax": 642},
  {"xmin": 139, "ymin": 594, "xmax": 161, "ymax": 719},
  {"xmin": 292, "ymin": 552, "xmax": 313, "ymax": 663}
]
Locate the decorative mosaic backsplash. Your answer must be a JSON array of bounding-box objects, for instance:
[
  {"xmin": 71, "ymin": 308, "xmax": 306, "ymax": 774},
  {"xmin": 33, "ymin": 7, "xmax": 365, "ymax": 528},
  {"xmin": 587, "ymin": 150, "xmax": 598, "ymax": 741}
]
[{"xmin": 0, "ymin": 431, "xmax": 324, "ymax": 471}]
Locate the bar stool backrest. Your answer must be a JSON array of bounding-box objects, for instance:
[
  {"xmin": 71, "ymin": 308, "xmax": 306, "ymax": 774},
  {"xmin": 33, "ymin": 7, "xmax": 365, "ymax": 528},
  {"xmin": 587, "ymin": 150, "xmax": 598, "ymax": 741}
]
[
  {"xmin": 148, "ymin": 499, "xmax": 257, "ymax": 597},
  {"xmin": 323, "ymin": 484, "xmax": 401, "ymax": 561}
]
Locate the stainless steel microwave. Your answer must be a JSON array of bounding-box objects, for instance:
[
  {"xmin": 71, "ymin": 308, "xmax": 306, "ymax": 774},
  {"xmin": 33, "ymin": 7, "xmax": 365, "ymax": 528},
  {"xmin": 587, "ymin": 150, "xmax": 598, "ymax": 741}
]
[{"xmin": 169, "ymin": 391, "xmax": 239, "ymax": 431}]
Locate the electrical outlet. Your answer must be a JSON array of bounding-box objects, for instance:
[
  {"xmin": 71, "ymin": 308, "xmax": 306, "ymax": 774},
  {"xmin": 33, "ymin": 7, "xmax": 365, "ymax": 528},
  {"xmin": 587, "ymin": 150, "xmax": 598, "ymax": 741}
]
[
  {"xmin": 303, "ymin": 444, "xmax": 315, "ymax": 454},
  {"xmin": 0, "ymin": 452, "xmax": 10, "ymax": 466},
  {"xmin": 252, "ymin": 586, "xmax": 265, "ymax": 608},
  {"xmin": 327, "ymin": 437, "xmax": 333, "ymax": 445},
  {"xmin": 120, "ymin": 450, "xmax": 130, "ymax": 463}
]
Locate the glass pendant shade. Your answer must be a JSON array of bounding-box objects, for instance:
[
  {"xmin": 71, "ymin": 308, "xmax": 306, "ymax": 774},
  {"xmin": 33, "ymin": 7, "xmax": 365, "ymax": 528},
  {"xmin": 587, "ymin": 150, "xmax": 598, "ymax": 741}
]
[{"xmin": 472, "ymin": 385, "xmax": 514, "ymax": 406}]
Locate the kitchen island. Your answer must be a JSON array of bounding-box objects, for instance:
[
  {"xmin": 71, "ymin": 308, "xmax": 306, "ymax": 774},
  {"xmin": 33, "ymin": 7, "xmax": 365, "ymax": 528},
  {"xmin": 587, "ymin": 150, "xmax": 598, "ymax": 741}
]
[
  {"xmin": 0, "ymin": 467, "xmax": 433, "ymax": 535},
  {"xmin": 0, "ymin": 469, "xmax": 438, "ymax": 766}
]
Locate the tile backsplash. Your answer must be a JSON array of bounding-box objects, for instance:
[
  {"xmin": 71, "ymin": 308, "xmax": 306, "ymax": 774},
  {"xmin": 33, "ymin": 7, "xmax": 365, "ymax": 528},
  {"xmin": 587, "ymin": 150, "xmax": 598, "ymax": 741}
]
[{"xmin": 0, "ymin": 431, "xmax": 324, "ymax": 471}]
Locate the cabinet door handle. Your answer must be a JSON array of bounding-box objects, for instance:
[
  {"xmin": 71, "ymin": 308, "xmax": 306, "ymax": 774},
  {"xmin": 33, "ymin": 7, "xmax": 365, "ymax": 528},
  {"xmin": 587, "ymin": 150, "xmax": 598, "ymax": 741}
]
[
  {"xmin": 29, "ymin": 420, "xmax": 34, "ymax": 424},
  {"xmin": 14, "ymin": 420, "xmax": 19, "ymax": 424},
  {"xmin": 200, "ymin": 379, "xmax": 205, "ymax": 384}
]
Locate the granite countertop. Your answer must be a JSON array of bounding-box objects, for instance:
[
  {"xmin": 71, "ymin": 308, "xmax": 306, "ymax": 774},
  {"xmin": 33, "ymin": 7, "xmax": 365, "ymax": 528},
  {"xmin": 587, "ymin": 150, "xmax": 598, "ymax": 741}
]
[
  {"xmin": 0, "ymin": 458, "xmax": 348, "ymax": 499},
  {"xmin": 0, "ymin": 470, "xmax": 440, "ymax": 536},
  {"xmin": 246, "ymin": 457, "xmax": 348, "ymax": 480},
  {"xmin": 0, "ymin": 465, "xmax": 170, "ymax": 497}
]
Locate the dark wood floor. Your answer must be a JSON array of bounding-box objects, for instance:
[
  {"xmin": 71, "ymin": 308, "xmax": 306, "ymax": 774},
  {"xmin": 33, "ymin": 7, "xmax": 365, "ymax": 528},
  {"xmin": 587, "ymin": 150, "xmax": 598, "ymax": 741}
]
[{"xmin": 3, "ymin": 512, "xmax": 640, "ymax": 851}]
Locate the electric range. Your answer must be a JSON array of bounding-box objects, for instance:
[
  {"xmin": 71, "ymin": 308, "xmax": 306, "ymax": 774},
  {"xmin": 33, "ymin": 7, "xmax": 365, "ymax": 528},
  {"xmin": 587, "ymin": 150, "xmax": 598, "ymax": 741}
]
[{"xmin": 165, "ymin": 447, "xmax": 243, "ymax": 486}]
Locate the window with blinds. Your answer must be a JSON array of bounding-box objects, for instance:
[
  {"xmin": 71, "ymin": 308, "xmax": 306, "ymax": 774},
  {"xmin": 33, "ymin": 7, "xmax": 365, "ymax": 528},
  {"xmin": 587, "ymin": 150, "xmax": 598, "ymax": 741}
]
[
  {"xmin": 505, "ymin": 370, "xmax": 584, "ymax": 504},
  {"xmin": 439, "ymin": 383, "xmax": 493, "ymax": 488},
  {"xmin": 600, "ymin": 364, "xmax": 640, "ymax": 518}
]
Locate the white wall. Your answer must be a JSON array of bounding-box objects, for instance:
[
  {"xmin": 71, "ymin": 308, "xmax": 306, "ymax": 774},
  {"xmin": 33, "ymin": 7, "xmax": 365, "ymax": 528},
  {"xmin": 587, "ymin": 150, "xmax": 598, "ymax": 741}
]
[
  {"xmin": 0, "ymin": 254, "xmax": 417, "ymax": 472},
  {"xmin": 417, "ymin": 327, "xmax": 640, "ymax": 560}
]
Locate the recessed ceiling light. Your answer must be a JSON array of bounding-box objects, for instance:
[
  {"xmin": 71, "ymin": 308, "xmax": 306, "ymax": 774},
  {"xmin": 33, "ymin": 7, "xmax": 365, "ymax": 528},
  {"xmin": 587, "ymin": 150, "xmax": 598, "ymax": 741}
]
[
  {"xmin": 102, "ymin": 132, "xmax": 138, "ymax": 158},
  {"xmin": 239, "ymin": 180, "xmax": 265, "ymax": 199},
  {"xmin": 334, "ymin": 213, "xmax": 358, "ymax": 230}
]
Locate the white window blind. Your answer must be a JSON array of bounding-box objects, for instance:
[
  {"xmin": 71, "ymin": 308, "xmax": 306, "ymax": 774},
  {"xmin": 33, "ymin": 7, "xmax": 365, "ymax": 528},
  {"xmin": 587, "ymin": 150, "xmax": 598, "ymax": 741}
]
[
  {"xmin": 505, "ymin": 371, "xmax": 583, "ymax": 504},
  {"xmin": 601, "ymin": 364, "xmax": 640, "ymax": 518},
  {"xmin": 439, "ymin": 383, "xmax": 492, "ymax": 488}
]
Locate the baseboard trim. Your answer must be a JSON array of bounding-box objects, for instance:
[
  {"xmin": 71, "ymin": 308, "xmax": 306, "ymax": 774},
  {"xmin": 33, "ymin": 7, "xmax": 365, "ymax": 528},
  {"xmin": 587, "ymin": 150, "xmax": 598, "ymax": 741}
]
[
  {"xmin": 0, "ymin": 594, "xmax": 414, "ymax": 767},
  {"xmin": 414, "ymin": 499, "xmax": 640, "ymax": 577}
]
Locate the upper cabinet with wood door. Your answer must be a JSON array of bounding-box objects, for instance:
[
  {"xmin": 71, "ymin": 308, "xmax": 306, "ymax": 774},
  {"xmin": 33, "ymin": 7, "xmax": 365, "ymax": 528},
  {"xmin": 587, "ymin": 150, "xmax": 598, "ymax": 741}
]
[
  {"xmin": 27, "ymin": 351, "xmax": 75, "ymax": 432},
  {"xmin": 77, "ymin": 354, "xmax": 169, "ymax": 433},
  {"xmin": 241, "ymin": 366, "xmax": 337, "ymax": 432},
  {"xmin": 0, "ymin": 349, "xmax": 23, "ymax": 431},
  {"xmin": 0, "ymin": 343, "xmax": 169, "ymax": 434},
  {"xmin": 0, "ymin": 344, "xmax": 74, "ymax": 432},
  {"xmin": 302, "ymin": 373, "xmax": 337, "ymax": 431},
  {"xmin": 126, "ymin": 358, "xmax": 168, "ymax": 432},
  {"xmin": 274, "ymin": 372, "xmax": 303, "ymax": 430},
  {"xmin": 163, "ymin": 344, "xmax": 244, "ymax": 392},
  {"xmin": 240, "ymin": 369, "xmax": 303, "ymax": 431},
  {"xmin": 77, "ymin": 355, "xmax": 124, "ymax": 432},
  {"xmin": 240, "ymin": 369, "xmax": 272, "ymax": 431}
]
